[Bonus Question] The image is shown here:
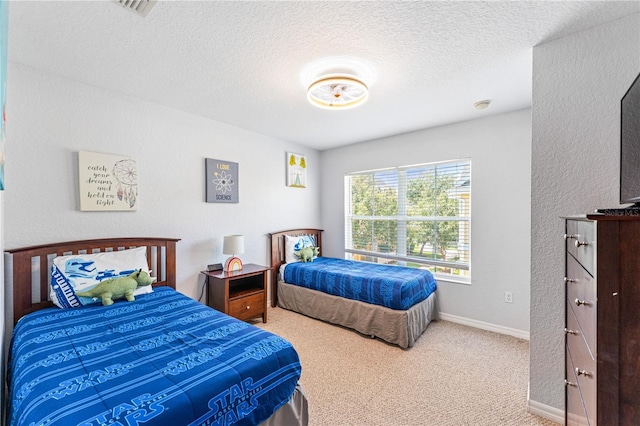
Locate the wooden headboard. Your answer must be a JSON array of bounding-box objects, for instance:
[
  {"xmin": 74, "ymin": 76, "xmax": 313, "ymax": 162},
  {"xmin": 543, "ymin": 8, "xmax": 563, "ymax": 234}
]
[
  {"xmin": 5, "ymin": 237, "xmax": 180, "ymax": 324},
  {"xmin": 268, "ymin": 228, "xmax": 323, "ymax": 307}
]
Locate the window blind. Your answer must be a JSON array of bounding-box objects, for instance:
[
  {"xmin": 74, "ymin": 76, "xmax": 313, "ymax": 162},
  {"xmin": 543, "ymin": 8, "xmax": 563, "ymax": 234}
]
[{"xmin": 345, "ymin": 159, "xmax": 471, "ymax": 279}]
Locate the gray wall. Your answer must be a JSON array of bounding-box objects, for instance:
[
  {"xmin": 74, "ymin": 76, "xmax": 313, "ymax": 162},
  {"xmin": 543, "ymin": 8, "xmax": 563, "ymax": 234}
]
[
  {"xmin": 321, "ymin": 109, "xmax": 532, "ymax": 335},
  {"xmin": 4, "ymin": 63, "xmax": 321, "ymax": 302},
  {"xmin": 530, "ymin": 12, "xmax": 640, "ymax": 411}
]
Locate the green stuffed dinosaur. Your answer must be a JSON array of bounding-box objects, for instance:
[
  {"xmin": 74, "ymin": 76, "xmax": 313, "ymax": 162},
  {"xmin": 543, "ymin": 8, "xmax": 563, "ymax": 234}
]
[
  {"xmin": 294, "ymin": 246, "xmax": 319, "ymax": 262},
  {"xmin": 75, "ymin": 269, "xmax": 153, "ymax": 306}
]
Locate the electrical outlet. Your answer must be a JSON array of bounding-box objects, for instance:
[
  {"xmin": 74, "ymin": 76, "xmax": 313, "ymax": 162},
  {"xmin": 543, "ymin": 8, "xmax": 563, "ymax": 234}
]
[{"xmin": 504, "ymin": 291, "xmax": 513, "ymax": 303}]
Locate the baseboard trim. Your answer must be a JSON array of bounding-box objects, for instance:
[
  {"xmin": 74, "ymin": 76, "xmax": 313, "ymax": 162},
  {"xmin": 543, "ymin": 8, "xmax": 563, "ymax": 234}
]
[
  {"xmin": 527, "ymin": 398, "xmax": 564, "ymax": 424},
  {"xmin": 438, "ymin": 312, "xmax": 530, "ymax": 340}
]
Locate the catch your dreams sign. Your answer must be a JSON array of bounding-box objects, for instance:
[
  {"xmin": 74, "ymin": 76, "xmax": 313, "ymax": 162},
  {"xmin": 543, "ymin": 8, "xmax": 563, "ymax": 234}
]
[
  {"xmin": 78, "ymin": 151, "xmax": 138, "ymax": 211},
  {"xmin": 205, "ymin": 158, "xmax": 239, "ymax": 203}
]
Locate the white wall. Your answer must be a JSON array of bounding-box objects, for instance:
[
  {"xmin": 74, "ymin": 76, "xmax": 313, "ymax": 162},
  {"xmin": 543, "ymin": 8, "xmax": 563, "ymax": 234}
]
[
  {"xmin": 530, "ymin": 12, "xmax": 640, "ymax": 412},
  {"xmin": 321, "ymin": 109, "xmax": 532, "ymax": 334},
  {"xmin": 4, "ymin": 63, "xmax": 321, "ymax": 302}
]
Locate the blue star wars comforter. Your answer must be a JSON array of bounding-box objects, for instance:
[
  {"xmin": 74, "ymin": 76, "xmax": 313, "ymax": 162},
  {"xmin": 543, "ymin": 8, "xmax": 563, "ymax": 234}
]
[
  {"xmin": 283, "ymin": 257, "xmax": 437, "ymax": 310},
  {"xmin": 7, "ymin": 287, "xmax": 301, "ymax": 426}
]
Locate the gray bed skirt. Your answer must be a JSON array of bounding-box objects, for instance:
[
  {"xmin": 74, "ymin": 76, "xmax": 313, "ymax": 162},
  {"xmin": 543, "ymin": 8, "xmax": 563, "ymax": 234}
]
[
  {"xmin": 261, "ymin": 383, "xmax": 308, "ymax": 426},
  {"xmin": 277, "ymin": 281, "xmax": 439, "ymax": 349}
]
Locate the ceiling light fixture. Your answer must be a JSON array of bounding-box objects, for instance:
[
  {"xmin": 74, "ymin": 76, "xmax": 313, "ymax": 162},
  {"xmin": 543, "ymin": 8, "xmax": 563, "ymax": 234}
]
[
  {"xmin": 474, "ymin": 100, "xmax": 491, "ymax": 110},
  {"xmin": 307, "ymin": 75, "xmax": 369, "ymax": 110}
]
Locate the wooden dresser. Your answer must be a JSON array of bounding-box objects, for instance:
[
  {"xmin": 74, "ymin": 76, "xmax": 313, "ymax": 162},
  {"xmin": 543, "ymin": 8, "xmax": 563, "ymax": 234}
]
[{"xmin": 564, "ymin": 215, "xmax": 640, "ymax": 425}]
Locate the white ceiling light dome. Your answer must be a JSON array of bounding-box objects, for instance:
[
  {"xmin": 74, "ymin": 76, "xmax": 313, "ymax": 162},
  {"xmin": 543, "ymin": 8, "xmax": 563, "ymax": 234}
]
[
  {"xmin": 307, "ymin": 75, "xmax": 369, "ymax": 110},
  {"xmin": 301, "ymin": 56, "xmax": 375, "ymax": 111}
]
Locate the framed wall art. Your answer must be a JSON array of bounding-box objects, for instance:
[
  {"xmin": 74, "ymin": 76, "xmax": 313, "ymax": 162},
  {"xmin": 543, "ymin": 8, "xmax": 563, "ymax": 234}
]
[
  {"xmin": 286, "ymin": 152, "xmax": 307, "ymax": 188},
  {"xmin": 78, "ymin": 151, "xmax": 138, "ymax": 211},
  {"xmin": 206, "ymin": 158, "xmax": 239, "ymax": 203}
]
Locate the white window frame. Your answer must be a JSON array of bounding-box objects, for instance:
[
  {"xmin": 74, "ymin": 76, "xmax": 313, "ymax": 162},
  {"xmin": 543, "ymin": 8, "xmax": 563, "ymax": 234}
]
[{"xmin": 344, "ymin": 159, "xmax": 471, "ymax": 282}]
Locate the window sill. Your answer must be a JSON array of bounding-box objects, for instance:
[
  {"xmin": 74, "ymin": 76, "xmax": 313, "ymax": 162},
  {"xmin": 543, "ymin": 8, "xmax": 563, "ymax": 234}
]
[{"xmin": 433, "ymin": 274, "xmax": 471, "ymax": 286}]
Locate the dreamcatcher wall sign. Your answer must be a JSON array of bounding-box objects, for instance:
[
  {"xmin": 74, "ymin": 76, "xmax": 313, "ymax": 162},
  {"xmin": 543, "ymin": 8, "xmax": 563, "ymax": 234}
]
[
  {"xmin": 78, "ymin": 151, "xmax": 138, "ymax": 211},
  {"xmin": 205, "ymin": 158, "xmax": 239, "ymax": 203}
]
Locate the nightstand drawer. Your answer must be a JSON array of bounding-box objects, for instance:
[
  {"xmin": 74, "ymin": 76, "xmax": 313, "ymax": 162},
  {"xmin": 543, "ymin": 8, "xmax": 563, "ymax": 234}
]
[
  {"xmin": 229, "ymin": 293, "xmax": 264, "ymax": 321},
  {"xmin": 203, "ymin": 263, "xmax": 269, "ymax": 323}
]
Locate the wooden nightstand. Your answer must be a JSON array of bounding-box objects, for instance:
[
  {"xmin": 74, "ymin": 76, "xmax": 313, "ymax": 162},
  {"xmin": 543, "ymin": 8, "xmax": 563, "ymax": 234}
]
[{"xmin": 202, "ymin": 263, "xmax": 269, "ymax": 323}]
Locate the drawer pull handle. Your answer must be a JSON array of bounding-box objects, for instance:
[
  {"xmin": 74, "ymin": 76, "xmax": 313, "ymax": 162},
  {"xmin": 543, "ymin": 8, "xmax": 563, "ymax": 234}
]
[
  {"xmin": 575, "ymin": 240, "xmax": 589, "ymax": 248},
  {"xmin": 564, "ymin": 328, "xmax": 578, "ymax": 335},
  {"xmin": 564, "ymin": 380, "xmax": 577, "ymax": 387},
  {"xmin": 575, "ymin": 368, "xmax": 592, "ymax": 377},
  {"xmin": 246, "ymin": 305, "xmax": 250, "ymax": 310},
  {"xmin": 564, "ymin": 277, "xmax": 576, "ymax": 284},
  {"xmin": 564, "ymin": 234, "xmax": 577, "ymax": 240},
  {"xmin": 575, "ymin": 298, "xmax": 591, "ymax": 307}
]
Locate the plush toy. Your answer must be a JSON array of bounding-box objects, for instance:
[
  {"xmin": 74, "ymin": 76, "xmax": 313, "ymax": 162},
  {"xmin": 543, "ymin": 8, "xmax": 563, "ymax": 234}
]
[
  {"xmin": 294, "ymin": 246, "xmax": 319, "ymax": 262},
  {"xmin": 75, "ymin": 269, "xmax": 153, "ymax": 306}
]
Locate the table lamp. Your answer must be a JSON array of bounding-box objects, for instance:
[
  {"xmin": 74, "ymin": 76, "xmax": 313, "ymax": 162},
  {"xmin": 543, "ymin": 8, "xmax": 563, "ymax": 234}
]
[{"xmin": 223, "ymin": 235, "xmax": 244, "ymax": 271}]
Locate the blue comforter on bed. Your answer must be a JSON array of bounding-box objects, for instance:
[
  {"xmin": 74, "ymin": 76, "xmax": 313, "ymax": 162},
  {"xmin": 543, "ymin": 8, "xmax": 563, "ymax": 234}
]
[
  {"xmin": 283, "ymin": 257, "xmax": 437, "ymax": 310},
  {"xmin": 7, "ymin": 287, "xmax": 301, "ymax": 426}
]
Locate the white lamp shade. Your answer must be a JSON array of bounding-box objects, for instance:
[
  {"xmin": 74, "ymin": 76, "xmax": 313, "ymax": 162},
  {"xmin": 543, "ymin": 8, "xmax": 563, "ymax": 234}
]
[{"xmin": 223, "ymin": 235, "xmax": 244, "ymax": 255}]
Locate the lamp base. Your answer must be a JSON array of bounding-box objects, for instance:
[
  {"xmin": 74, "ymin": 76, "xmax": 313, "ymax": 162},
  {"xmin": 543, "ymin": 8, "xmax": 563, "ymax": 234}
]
[{"xmin": 225, "ymin": 256, "xmax": 243, "ymax": 272}]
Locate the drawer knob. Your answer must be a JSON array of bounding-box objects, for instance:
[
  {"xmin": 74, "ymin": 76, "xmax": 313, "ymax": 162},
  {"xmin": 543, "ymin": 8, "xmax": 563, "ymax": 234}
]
[
  {"xmin": 246, "ymin": 305, "xmax": 250, "ymax": 310},
  {"xmin": 575, "ymin": 298, "xmax": 591, "ymax": 307},
  {"xmin": 575, "ymin": 368, "xmax": 592, "ymax": 377},
  {"xmin": 564, "ymin": 328, "xmax": 578, "ymax": 335},
  {"xmin": 575, "ymin": 240, "xmax": 589, "ymax": 248},
  {"xmin": 564, "ymin": 234, "xmax": 577, "ymax": 240},
  {"xmin": 564, "ymin": 380, "xmax": 577, "ymax": 387},
  {"xmin": 564, "ymin": 277, "xmax": 576, "ymax": 284}
]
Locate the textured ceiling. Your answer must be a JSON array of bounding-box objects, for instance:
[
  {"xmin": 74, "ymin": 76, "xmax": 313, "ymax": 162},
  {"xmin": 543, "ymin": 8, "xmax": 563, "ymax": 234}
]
[{"xmin": 7, "ymin": 1, "xmax": 640, "ymax": 151}]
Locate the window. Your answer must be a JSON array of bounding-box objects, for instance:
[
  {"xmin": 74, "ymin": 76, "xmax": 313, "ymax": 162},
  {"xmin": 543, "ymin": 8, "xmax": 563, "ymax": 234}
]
[{"xmin": 344, "ymin": 159, "xmax": 470, "ymax": 280}]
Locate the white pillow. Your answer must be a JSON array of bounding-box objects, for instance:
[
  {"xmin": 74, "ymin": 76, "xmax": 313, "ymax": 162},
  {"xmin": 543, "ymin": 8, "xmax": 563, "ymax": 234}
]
[
  {"xmin": 285, "ymin": 234, "xmax": 317, "ymax": 263},
  {"xmin": 50, "ymin": 246, "xmax": 153, "ymax": 308}
]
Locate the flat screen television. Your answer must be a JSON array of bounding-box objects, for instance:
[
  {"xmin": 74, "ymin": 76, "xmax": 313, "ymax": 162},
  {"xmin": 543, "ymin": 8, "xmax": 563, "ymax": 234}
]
[{"xmin": 620, "ymin": 71, "xmax": 640, "ymax": 207}]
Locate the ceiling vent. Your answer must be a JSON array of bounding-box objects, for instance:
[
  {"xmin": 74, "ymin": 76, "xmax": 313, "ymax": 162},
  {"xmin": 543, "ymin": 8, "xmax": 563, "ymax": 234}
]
[{"xmin": 115, "ymin": 0, "xmax": 157, "ymax": 17}]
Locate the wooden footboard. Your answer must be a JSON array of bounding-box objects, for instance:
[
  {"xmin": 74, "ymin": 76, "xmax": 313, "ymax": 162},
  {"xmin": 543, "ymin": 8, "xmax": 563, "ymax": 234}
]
[
  {"xmin": 5, "ymin": 237, "xmax": 180, "ymax": 324},
  {"xmin": 268, "ymin": 229, "xmax": 323, "ymax": 307}
]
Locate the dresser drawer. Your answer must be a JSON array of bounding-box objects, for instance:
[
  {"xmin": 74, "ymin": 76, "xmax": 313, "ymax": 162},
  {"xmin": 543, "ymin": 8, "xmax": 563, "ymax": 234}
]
[
  {"xmin": 566, "ymin": 220, "xmax": 595, "ymax": 275},
  {"xmin": 566, "ymin": 303, "xmax": 594, "ymax": 361},
  {"xmin": 566, "ymin": 346, "xmax": 589, "ymax": 426},
  {"xmin": 228, "ymin": 292, "xmax": 264, "ymax": 321},
  {"xmin": 566, "ymin": 255, "xmax": 597, "ymax": 354},
  {"xmin": 570, "ymin": 339, "xmax": 597, "ymax": 424}
]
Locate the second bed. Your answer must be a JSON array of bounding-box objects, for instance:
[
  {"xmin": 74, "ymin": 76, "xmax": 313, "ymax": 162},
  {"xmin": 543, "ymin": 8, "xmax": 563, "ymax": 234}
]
[{"xmin": 269, "ymin": 228, "xmax": 439, "ymax": 349}]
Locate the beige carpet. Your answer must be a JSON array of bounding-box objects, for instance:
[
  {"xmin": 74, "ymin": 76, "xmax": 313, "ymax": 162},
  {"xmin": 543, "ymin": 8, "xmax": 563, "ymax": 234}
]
[{"xmin": 256, "ymin": 306, "xmax": 560, "ymax": 426}]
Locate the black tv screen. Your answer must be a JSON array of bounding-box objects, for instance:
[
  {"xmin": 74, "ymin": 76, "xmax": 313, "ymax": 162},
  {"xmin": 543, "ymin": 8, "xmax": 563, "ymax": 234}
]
[{"xmin": 620, "ymin": 71, "xmax": 640, "ymax": 206}]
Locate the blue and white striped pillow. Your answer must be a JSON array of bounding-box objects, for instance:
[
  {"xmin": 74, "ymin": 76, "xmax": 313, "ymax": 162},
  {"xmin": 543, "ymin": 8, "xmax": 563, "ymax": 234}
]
[{"xmin": 50, "ymin": 246, "xmax": 153, "ymax": 308}]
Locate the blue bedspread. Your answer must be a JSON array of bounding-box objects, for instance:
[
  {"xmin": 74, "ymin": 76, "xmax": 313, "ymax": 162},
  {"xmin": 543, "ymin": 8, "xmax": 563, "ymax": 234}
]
[
  {"xmin": 283, "ymin": 257, "xmax": 437, "ymax": 310},
  {"xmin": 7, "ymin": 287, "xmax": 301, "ymax": 426}
]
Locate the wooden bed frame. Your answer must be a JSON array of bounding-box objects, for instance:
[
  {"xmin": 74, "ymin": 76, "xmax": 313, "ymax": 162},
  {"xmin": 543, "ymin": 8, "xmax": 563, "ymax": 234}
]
[
  {"xmin": 269, "ymin": 228, "xmax": 323, "ymax": 307},
  {"xmin": 5, "ymin": 236, "xmax": 310, "ymax": 426},
  {"xmin": 5, "ymin": 237, "xmax": 180, "ymax": 324}
]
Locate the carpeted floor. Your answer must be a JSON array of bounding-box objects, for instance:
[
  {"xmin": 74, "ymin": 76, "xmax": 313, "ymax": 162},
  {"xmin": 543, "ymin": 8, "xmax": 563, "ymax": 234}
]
[{"xmin": 256, "ymin": 306, "xmax": 560, "ymax": 426}]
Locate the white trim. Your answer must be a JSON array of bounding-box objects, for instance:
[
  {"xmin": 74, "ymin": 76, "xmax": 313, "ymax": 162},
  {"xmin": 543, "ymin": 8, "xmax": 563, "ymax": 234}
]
[
  {"xmin": 527, "ymin": 398, "xmax": 564, "ymax": 424},
  {"xmin": 438, "ymin": 312, "xmax": 530, "ymax": 340},
  {"xmin": 435, "ymin": 276, "xmax": 471, "ymax": 286}
]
